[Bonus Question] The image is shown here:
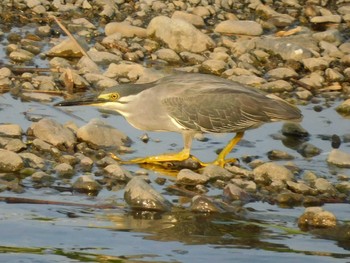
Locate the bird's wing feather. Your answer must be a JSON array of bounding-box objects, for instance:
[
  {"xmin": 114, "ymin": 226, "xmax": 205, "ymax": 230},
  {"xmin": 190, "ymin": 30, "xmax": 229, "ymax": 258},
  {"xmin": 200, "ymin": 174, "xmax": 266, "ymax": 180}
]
[{"xmin": 162, "ymin": 93, "xmax": 274, "ymax": 133}]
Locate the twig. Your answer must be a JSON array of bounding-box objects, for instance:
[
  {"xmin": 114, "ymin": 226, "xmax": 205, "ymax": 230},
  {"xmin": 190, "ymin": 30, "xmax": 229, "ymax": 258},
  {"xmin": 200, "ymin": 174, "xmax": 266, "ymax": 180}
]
[{"xmin": 0, "ymin": 196, "xmax": 121, "ymax": 209}]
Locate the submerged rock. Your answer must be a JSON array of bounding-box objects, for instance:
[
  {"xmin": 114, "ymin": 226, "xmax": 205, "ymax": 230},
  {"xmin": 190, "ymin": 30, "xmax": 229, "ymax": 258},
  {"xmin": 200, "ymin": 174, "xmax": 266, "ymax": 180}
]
[
  {"xmin": 298, "ymin": 207, "xmax": 337, "ymax": 229},
  {"xmin": 124, "ymin": 177, "xmax": 172, "ymax": 211}
]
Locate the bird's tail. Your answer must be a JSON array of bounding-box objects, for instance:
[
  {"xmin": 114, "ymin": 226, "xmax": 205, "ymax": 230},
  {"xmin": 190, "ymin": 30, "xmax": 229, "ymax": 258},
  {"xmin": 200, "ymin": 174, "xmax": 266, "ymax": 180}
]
[{"xmin": 265, "ymin": 94, "xmax": 303, "ymax": 122}]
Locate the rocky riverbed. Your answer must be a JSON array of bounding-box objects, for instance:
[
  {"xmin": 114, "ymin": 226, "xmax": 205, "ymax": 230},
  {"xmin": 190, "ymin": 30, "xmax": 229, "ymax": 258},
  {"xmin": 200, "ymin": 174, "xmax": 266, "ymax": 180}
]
[{"xmin": 0, "ymin": 0, "xmax": 350, "ymax": 262}]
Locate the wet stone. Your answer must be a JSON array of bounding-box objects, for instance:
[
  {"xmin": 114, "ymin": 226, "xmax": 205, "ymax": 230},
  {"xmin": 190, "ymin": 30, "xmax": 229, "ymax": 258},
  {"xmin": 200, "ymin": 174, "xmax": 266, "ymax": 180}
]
[
  {"xmin": 253, "ymin": 162, "xmax": 294, "ymax": 183},
  {"xmin": 0, "ymin": 149, "xmax": 24, "ymax": 172},
  {"xmin": 77, "ymin": 118, "xmax": 130, "ymax": 149},
  {"xmin": 313, "ymin": 178, "xmax": 337, "ymax": 194},
  {"xmin": 266, "ymin": 67, "xmax": 298, "ymax": 79},
  {"xmin": 230, "ymin": 178, "xmax": 257, "ymax": 192},
  {"xmin": 18, "ymin": 153, "xmax": 45, "ymax": 169},
  {"xmin": 79, "ymin": 156, "xmax": 94, "ymax": 172},
  {"xmin": 73, "ymin": 175, "xmax": 102, "ymax": 194},
  {"xmin": 297, "ymin": 142, "xmax": 322, "ymax": 158},
  {"xmin": 225, "ymin": 165, "xmax": 253, "ymax": 179},
  {"xmin": 154, "ymin": 48, "xmax": 182, "ymax": 64},
  {"xmin": 54, "ymin": 163, "xmax": 74, "ymax": 177},
  {"xmin": 29, "ymin": 118, "xmax": 76, "ymax": 151},
  {"xmin": 190, "ymin": 195, "xmax": 226, "ymax": 213},
  {"xmin": 31, "ymin": 171, "xmax": 54, "ymax": 183},
  {"xmin": 276, "ymin": 191, "xmax": 303, "ymax": 205},
  {"xmin": 176, "ymin": 169, "xmax": 209, "ymax": 185},
  {"xmin": 103, "ymin": 164, "xmax": 133, "ymax": 182},
  {"xmin": 223, "ymin": 183, "xmax": 250, "ymax": 203},
  {"xmin": 200, "ymin": 59, "xmax": 227, "ymax": 75},
  {"xmin": 202, "ymin": 164, "xmax": 233, "ymax": 181},
  {"xmin": 286, "ymin": 180, "xmax": 315, "ymax": 195},
  {"xmin": 298, "ymin": 207, "xmax": 337, "ymax": 229},
  {"xmin": 9, "ymin": 49, "xmax": 34, "ymax": 62},
  {"xmin": 124, "ymin": 177, "xmax": 172, "ymax": 211},
  {"xmin": 327, "ymin": 149, "xmax": 350, "ymax": 168},
  {"xmin": 336, "ymin": 99, "xmax": 350, "ymax": 116},
  {"xmin": 281, "ymin": 123, "xmax": 309, "ymax": 138}
]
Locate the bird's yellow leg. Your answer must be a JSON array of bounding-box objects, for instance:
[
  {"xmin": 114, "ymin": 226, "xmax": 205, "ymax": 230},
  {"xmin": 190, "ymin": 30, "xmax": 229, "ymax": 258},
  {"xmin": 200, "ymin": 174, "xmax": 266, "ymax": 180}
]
[
  {"xmin": 123, "ymin": 132, "xmax": 194, "ymax": 165},
  {"xmin": 212, "ymin": 132, "xmax": 244, "ymax": 167}
]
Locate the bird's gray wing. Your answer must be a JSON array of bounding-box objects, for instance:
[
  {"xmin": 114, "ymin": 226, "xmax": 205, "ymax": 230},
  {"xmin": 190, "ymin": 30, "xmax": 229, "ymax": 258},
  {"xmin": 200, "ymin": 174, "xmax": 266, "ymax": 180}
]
[{"xmin": 162, "ymin": 93, "xmax": 273, "ymax": 133}]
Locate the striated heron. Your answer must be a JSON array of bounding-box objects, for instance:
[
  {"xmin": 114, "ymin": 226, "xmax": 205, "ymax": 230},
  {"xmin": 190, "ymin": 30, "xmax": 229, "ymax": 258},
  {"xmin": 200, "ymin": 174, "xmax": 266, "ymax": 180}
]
[{"xmin": 56, "ymin": 73, "xmax": 302, "ymax": 167}]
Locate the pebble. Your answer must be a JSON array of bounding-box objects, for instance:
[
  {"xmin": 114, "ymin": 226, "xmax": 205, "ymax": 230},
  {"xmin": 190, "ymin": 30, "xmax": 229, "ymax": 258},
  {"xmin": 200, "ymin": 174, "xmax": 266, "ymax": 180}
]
[
  {"xmin": 154, "ymin": 48, "xmax": 182, "ymax": 63},
  {"xmin": 31, "ymin": 171, "xmax": 54, "ymax": 183},
  {"xmin": 72, "ymin": 175, "xmax": 102, "ymax": 194},
  {"xmin": 223, "ymin": 183, "xmax": 250, "ymax": 203},
  {"xmin": 215, "ymin": 20, "xmax": 263, "ymax": 36},
  {"xmin": 124, "ymin": 177, "xmax": 172, "ymax": 211},
  {"xmin": 281, "ymin": 123, "xmax": 309, "ymax": 138},
  {"xmin": 171, "ymin": 11, "xmax": 205, "ymax": 27},
  {"xmin": 176, "ymin": 169, "xmax": 209, "ymax": 185},
  {"xmin": 18, "ymin": 152, "xmax": 45, "ymax": 169},
  {"xmin": 5, "ymin": 139, "xmax": 27, "ymax": 152},
  {"xmin": 9, "ymin": 49, "xmax": 34, "ymax": 62},
  {"xmin": 200, "ymin": 59, "xmax": 227, "ymax": 75}
]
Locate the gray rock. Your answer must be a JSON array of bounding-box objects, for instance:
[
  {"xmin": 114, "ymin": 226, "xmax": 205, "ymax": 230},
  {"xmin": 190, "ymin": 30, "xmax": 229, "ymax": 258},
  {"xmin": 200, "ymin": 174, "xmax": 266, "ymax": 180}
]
[
  {"xmin": 176, "ymin": 169, "xmax": 209, "ymax": 185},
  {"xmin": 79, "ymin": 156, "xmax": 94, "ymax": 172},
  {"xmin": 32, "ymin": 138, "xmax": 54, "ymax": 153},
  {"xmin": 124, "ymin": 177, "xmax": 172, "ymax": 211},
  {"xmin": 0, "ymin": 149, "xmax": 24, "ymax": 172},
  {"xmin": 86, "ymin": 50, "xmax": 121, "ymax": 65},
  {"xmin": 73, "ymin": 175, "xmax": 102, "ymax": 194},
  {"xmin": 29, "ymin": 118, "xmax": 76, "ymax": 151},
  {"xmin": 327, "ymin": 149, "xmax": 350, "ymax": 168},
  {"xmin": 253, "ymin": 162, "xmax": 294, "ymax": 183},
  {"xmin": 230, "ymin": 178, "xmax": 257, "ymax": 192},
  {"xmin": 147, "ymin": 16, "xmax": 215, "ymax": 53},
  {"xmin": 225, "ymin": 165, "xmax": 253, "ymax": 178},
  {"xmin": 296, "ymin": 89, "xmax": 313, "ymax": 100},
  {"xmin": 202, "ymin": 164, "xmax": 233, "ymax": 180},
  {"xmin": 215, "ymin": 20, "xmax": 263, "ymax": 36},
  {"xmin": 77, "ymin": 118, "xmax": 130, "ymax": 149},
  {"xmin": 18, "ymin": 152, "xmax": 45, "ymax": 169},
  {"xmin": 298, "ymin": 207, "xmax": 337, "ymax": 229},
  {"xmin": 104, "ymin": 164, "xmax": 133, "ymax": 181},
  {"xmin": 0, "ymin": 124, "xmax": 22, "ymax": 138}
]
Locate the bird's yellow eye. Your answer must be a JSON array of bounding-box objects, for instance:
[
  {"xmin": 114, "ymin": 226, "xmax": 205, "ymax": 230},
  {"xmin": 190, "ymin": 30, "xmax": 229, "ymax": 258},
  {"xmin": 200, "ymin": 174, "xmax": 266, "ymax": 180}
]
[{"xmin": 109, "ymin": 93, "xmax": 120, "ymax": 101}]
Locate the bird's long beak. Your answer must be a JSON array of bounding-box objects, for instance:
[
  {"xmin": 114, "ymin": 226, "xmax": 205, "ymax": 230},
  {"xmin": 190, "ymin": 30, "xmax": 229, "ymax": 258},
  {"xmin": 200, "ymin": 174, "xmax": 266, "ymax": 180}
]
[{"xmin": 54, "ymin": 93, "xmax": 107, "ymax": 107}]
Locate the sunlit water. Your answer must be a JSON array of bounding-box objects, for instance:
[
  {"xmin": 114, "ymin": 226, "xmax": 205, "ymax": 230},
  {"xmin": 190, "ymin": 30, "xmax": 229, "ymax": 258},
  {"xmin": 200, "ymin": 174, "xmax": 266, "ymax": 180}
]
[{"xmin": 0, "ymin": 92, "xmax": 350, "ymax": 262}]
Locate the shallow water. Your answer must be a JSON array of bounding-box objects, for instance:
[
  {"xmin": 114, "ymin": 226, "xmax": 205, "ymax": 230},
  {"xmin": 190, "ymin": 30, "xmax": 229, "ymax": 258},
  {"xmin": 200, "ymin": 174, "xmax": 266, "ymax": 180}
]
[{"xmin": 0, "ymin": 93, "xmax": 350, "ymax": 262}]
